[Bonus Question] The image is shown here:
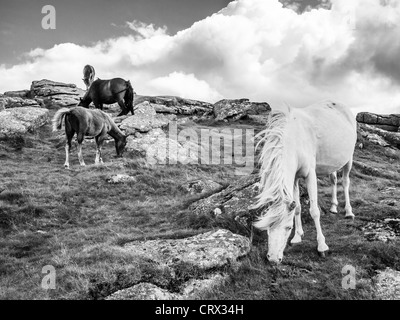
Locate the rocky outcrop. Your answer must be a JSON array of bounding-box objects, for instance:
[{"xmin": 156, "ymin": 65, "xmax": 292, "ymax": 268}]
[
  {"xmin": 357, "ymin": 112, "xmax": 400, "ymax": 132},
  {"xmin": 190, "ymin": 174, "xmax": 260, "ymax": 227},
  {"xmin": 3, "ymin": 90, "xmax": 31, "ymax": 98},
  {"xmin": 134, "ymin": 95, "xmax": 214, "ymax": 116},
  {"xmin": 30, "ymin": 79, "xmax": 86, "ymax": 108},
  {"xmin": 119, "ymin": 102, "xmax": 206, "ymax": 165},
  {"xmin": 105, "ymin": 229, "xmax": 250, "ymax": 300},
  {"xmin": 358, "ymin": 123, "xmax": 400, "ymax": 149},
  {"xmin": 0, "ymin": 96, "xmax": 42, "ymax": 109},
  {"xmin": 119, "ymin": 102, "xmax": 176, "ymax": 134},
  {"xmin": 213, "ymin": 99, "xmax": 271, "ymax": 121},
  {"xmin": 0, "ymin": 107, "xmax": 49, "ymax": 135}
]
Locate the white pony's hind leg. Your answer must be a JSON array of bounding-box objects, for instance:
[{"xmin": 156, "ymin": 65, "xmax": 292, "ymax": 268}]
[
  {"xmin": 306, "ymin": 170, "xmax": 329, "ymax": 254},
  {"xmin": 342, "ymin": 160, "xmax": 354, "ymax": 219},
  {"xmin": 291, "ymin": 179, "xmax": 304, "ymax": 244},
  {"xmin": 329, "ymin": 172, "xmax": 338, "ymax": 214}
]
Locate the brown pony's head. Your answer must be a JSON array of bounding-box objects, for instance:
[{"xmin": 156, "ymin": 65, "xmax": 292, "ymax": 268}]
[
  {"xmin": 115, "ymin": 135, "xmax": 128, "ymax": 157},
  {"xmin": 78, "ymin": 96, "xmax": 91, "ymax": 108}
]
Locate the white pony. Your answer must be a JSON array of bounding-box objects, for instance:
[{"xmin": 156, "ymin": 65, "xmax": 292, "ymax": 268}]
[{"xmin": 253, "ymin": 100, "xmax": 357, "ymax": 264}]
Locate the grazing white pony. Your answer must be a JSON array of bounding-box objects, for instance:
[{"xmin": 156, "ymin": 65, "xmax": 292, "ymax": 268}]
[{"xmin": 253, "ymin": 100, "xmax": 357, "ymax": 264}]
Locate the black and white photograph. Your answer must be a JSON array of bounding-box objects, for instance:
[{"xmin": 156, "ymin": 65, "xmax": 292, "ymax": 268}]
[{"xmin": 1, "ymin": 0, "xmax": 400, "ymax": 306}]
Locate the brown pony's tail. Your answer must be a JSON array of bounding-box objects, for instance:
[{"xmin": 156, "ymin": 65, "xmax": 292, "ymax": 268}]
[
  {"xmin": 124, "ymin": 80, "xmax": 134, "ymax": 115},
  {"xmin": 52, "ymin": 108, "xmax": 71, "ymax": 131}
]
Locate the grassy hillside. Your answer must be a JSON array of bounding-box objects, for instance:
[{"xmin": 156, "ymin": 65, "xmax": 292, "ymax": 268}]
[{"xmin": 1, "ymin": 109, "xmax": 399, "ymax": 300}]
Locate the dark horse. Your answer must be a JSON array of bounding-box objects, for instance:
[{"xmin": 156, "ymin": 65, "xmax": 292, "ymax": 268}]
[
  {"xmin": 78, "ymin": 78, "xmax": 135, "ymax": 116},
  {"xmin": 82, "ymin": 65, "xmax": 95, "ymax": 90},
  {"xmin": 52, "ymin": 106, "xmax": 128, "ymax": 169}
]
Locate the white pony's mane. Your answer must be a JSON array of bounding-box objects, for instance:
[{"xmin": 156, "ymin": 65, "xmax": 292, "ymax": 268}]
[{"xmin": 253, "ymin": 109, "xmax": 293, "ymax": 230}]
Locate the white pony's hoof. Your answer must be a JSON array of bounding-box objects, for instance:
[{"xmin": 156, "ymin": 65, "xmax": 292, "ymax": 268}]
[
  {"xmin": 345, "ymin": 213, "xmax": 355, "ymax": 220},
  {"xmin": 330, "ymin": 207, "xmax": 338, "ymax": 214},
  {"xmin": 317, "ymin": 243, "xmax": 329, "ymax": 253},
  {"xmin": 290, "ymin": 234, "xmax": 303, "ymax": 244},
  {"xmin": 318, "ymin": 250, "xmax": 329, "ymax": 258}
]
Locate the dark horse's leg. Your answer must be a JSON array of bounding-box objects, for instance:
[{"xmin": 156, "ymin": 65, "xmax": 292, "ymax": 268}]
[
  {"xmin": 117, "ymin": 100, "xmax": 127, "ymax": 116},
  {"xmin": 64, "ymin": 115, "xmax": 75, "ymax": 169}
]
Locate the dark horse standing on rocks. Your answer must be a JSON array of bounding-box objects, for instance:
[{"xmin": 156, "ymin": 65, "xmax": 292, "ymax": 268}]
[
  {"xmin": 78, "ymin": 78, "xmax": 135, "ymax": 116},
  {"xmin": 52, "ymin": 106, "xmax": 128, "ymax": 169},
  {"xmin": 82, "ymin": 65, "xmax": 95, "ymax": 90}
]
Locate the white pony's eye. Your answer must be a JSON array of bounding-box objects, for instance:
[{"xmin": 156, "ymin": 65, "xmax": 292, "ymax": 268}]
[{"xmin": 285, "ymin": 226, "xmax": 292, "ymax": 231}]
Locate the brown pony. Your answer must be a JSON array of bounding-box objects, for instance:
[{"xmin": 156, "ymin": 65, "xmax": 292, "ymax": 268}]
[{"xmin": 52, "ymin": 106, "xmax": 128, "ymax": 168}]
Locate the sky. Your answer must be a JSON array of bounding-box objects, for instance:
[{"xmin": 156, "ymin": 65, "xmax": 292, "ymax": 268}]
[{"xmin": 1, "ymin": 0, "xmax": 400, "ymax": 114}]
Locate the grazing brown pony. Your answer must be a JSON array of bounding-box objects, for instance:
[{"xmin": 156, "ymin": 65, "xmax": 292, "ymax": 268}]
[
  {"xmin": 78, "ymin": 78, "xmax": 135, "ymax": 116},
  {"xmin": 82, "ymin": 65, "xmax": 95, "ymax": 90},
  {"xmin": 52, "ymin": 106, "xmax": 128, "ymax": 169}
]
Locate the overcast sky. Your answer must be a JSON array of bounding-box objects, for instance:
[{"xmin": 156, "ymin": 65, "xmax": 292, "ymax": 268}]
[{"xmin": 1, "ymin": 0, "xmax": 400, "ymax": 114}]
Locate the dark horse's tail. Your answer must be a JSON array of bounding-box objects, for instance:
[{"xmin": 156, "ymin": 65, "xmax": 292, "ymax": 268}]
[{"xmin": 124, "ymin": 80, "xmax": 134, "ymax": 115}]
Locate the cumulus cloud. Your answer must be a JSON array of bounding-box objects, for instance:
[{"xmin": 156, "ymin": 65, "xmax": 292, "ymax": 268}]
[{"xmin": 1, "ymin": 0, "xmax": 400, "ymax": 114}]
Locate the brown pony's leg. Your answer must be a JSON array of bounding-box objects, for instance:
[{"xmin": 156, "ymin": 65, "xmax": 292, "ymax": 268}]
[
  {"xmin": 95, "ymin": 134, "xmax": 106, "ymax": 165},
  {"xmin": 77, "ymin": 132, "xmax": 86, "ymax": 166},
  {"xmin": 64, "ymin": 115, "xmax": 74, "ymax": 169}
]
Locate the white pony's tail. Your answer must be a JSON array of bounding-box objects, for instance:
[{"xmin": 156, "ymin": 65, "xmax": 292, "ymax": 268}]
[{"xmin": 52, "ymin": 108, "xmax": 71, "ymax": 131}]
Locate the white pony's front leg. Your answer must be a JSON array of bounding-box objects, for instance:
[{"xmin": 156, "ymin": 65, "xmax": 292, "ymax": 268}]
[
  {"xmin": 342, "ymin": 160, "xmax": 354, "ymax": 219},
  {"xmin": 77, "ymin": 144, "xmax": 86, "ymax": 166},
  {"xmin": 306, "ymin": 171, "xmax": 329, "ymax": 254},
  {"xmin": 329, "ymin": 171, "xmax": 338, "ymax": 214},
  {"xmin": 291, "ymin": 179, "xmax": 304, "ymax": 244}
]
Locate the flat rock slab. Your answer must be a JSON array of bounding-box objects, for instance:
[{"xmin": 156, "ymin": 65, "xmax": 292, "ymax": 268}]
[
  {"xmin": 106, "ymin": 174, "xmax": 137, "ymax": 184},
  {"xmin": 106, "ymin": 273, "xmax": 228, "ymax": 300},
  {"xmin": 123, "ymin": 229, "xmax": 251, "ymax": 270},
  {"xmin": 375, "ymin": 268, "xmax": 400, "ymax": 299},
  {"xmin": 181, "ymin": 179, "xmax": 223, "ymax": 195},
  {"xmin": 0, "ymin": 107, "xmax": 49, "ymax": 134}
]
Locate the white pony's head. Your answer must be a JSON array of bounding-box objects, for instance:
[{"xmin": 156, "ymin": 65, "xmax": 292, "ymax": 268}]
[{"xmin": 258, "ymin": 200, "xmax": 297, "ymax": 264}]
